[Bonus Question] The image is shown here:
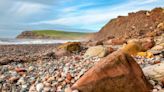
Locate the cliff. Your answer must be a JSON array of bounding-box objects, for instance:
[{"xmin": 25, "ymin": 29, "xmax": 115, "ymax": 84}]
[{"xmin": 92, "ymin": 8, "xmax": 164, "ymax": 41}]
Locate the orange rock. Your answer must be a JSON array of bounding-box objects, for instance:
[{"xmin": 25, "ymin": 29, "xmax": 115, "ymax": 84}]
[
  {"xmin": 66, "ymin": 73, "xmax": 72, "ymax": 81},
  {"xmin": 71, "ymin": 50, "xmax": 152, "ymax": 92},
  {"xmin": 137, "ymin": 52, "xmax": 154, "ymax": 58},
  {"xmin": 122, "ymin": 42, "xmax": 142, "ymax": 55},
  {"xmin": 107, "ymin": 47, "xmax": 115, "ymax": 53}
]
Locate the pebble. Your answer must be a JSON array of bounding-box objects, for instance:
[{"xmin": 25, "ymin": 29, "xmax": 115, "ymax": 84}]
[
  {"xmin": 154, "ymin": 85, "xmax": 162, "ymax": 90},
  {"xmin": 29, "ymin": 84, "xmax": 36, "ymax": 92},
  {"xmin": 28, "ymin": 66, "xmax": 34, "ymax": 71},
  {"xmin": 72, "ymin": 90, "xmax": 79, "ymax": 92},
  {"xmin": 36, "ymin": 83, "xmax": 44, "ymax": 92},
  {"xmin": 43, "ymin": 87, "xmax": 51, "ymax": 92},
  {"xmin": 149, "ymin": 80, "xmax": 156, "ymax": 86},
  {"xmin": 1, "ymin": 47, "xmax": 163, "ymax": 92},
  {"xmin": 17, "ymin": 77, "xmax": 25, "ymax": 85},
  {"xmin": 152, "ymin": 89, "xmax": 158, "ymax": 92}
]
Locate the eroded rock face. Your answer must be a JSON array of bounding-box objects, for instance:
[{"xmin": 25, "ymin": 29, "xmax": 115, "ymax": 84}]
[
  {"xmin": 72, "ymin": 50, "xmax": 152, "ymax": 92},
  {"xmin": 93, "ymin": 8, "xmax": 164, "ymax": 41}
]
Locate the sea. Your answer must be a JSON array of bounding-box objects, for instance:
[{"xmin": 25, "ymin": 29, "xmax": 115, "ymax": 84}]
[{"xmin": 0, "ymin": 38, "xmax": 80, "ymax": 45}]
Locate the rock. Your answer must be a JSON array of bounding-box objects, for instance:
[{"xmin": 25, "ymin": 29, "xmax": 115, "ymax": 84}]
[
  {"xmin": 47, "ymin": 76, "xmax": 55, "ymax": 83},
  {"xmin": 158, "ymin": 90, "xmax": 164, "ymax": 92},
  {"xmin": 141, "ymin": 38, "xmax": 155, "ymax": 51},
  {"xmin": 111, "ymin": 38, "xmax": 126, "ymax": 45},
  {"xmin": 151, "ymin": 45, "xmax": 163, "ymax": 51},
  {"xmin": 127, "ymin": 39, "xmax": 140, "ymax": 44},
  {"xmin": 9, "ymin": 77, "xmax": 19, "ymax": 83},
  {"xmin": 149, "ymin": 80, "xmax": 156, "ymax": 86},
  {"xmin": 143, "ymin": 62, "xmax": 164, "ymax": 81},
  {"xmin": 65, "ymin": 87, "xmax": 79, "ymax": 92},
  {"xmin": 85, "ymin": 40, "xmax": 103, "ymax": 47},
  {"xmin": 122, "ymin": 42, "xmax": 142, "ymax": 55},
  {"xmin": 107, "ymin": 47, "xmax": 115, "ymax": 54},
  {"xmin": 55, "ymin": 42, "xmax": 81, "ymax": 58},
  {"xmin": 57, "ymin": 42, "xmax": 81, "ymax": 53},
  {"xmin": 36, "ymin": 83, "xmax": 44, "ymax": 92},
  {"xmin": 137, "ymin": 52, "xmax": 154, "ymax": 58},
  {"xmin": 17, "ymin": 77, "xmax": 25, "ymax": 85},
  {"xmin": 43, "ymin": 87, "xmax": 51, "ymax": 92},
  {"xmin": 29, "ymin": 84, "xmax": 36, "ymax": 92},
  {"xmin": 28, "ymin": 66, "xmax": 34, "ymax": 71},
  {"xmin": 15, "ymin": 68, "xmax": 27, "ymax": 73},
  {"xmin": 152, "ymin": 89, "xmax": 158, "ymax": 92},
  {"xmin": 55, "ymin": 48, "xmax": 71, "ymax": 58},
  {"xmin": 127, "ymin": 37, "xmax": 155, "ymax": 51},
  {"xmin": 84, "ymin": 45, "xmax": 108, "ymax": 58},
  {"xmin": 157, "ymin": 22, "xmax": 164, "ymax": 30},
  {"xmin": 43, "ymin": 52, "xmax": 56, "ymax": 59},
  {"xmin": 66, "ymin": 72, "xmax": 72, "ymax": 82},
  {"xmin": 72, "ymin": 50, "xmax": 152, "ymax": 92}
]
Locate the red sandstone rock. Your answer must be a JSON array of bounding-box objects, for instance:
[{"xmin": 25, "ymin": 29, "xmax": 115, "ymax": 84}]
[
  {"xmin": 141, "ymin": 37, "xmax": 155, "ymax": 51},
  {"xmin": 107, "ymin": 47, "xmax": 115, "ymax": 53},
  {"xmin": 111, "ymin": 38, "xmax": 126, "ymax": 45},
  {"xmin": 71, "ymin": 50, "xmax": 152, "ymax": 92},
  {"xmin": 92, "ymin": 8, "xmax": 164, "ymax": 41}
]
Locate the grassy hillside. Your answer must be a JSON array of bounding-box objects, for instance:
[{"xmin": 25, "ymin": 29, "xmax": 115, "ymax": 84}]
[{"xmin": 32, "ymin": 30, "xmax": 90, "ymax": 39}]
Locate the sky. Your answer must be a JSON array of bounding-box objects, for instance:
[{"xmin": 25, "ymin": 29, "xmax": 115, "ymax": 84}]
[{"xmin": 0, "ymin": 0, "xmax": 163, "ymax": 38}]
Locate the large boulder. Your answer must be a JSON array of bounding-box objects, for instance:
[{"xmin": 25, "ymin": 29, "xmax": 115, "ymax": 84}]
[
  {"xmin": 71, "ymin": 50, "xmax": 152, "ymax": 92},
  {"xmin": 143, "ymin": 62, "xmax": 164, "ymax": 81},
  {"xmin": 84, "ymin": 45, "xmax": 108, "ymax": 58},
  {"xmin": 55, "ymin": 42, "xmax": 81, "ymax": 58},
  {"xmin": 57, "ymin": 42, "xmax": 81, "ymax": 53}
]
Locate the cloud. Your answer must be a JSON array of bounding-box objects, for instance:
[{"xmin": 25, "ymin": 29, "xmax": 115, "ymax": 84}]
[
  {"xmin": 33, "ymin": 0, "xmax": 163, "ymax": 30},
  {"xmin": 60, "ymin": 3, "xmax": 94, "ymax": 13},
  {"xmin": 10, "ymin": 2, "xmax": 47, "ymax": 17}
]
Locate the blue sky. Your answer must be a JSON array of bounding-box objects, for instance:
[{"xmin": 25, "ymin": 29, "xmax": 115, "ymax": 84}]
[{"xmin": 0, "ymin": 0, "xmax": 163, "ymax": 38}]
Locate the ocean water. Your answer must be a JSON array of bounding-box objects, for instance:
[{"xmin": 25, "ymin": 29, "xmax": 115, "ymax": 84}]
[{"xmin": 0, "ymin": 38, "xmax": 80, "ymax": 45}]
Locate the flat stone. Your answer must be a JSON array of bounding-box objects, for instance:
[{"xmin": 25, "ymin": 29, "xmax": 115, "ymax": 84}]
[{"xmin": 143, "ymin": 62, "xmax": 164, "ymax": 81}]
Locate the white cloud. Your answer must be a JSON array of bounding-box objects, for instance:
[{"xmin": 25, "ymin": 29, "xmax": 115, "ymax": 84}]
[
  {"xmin": 33, "ymin": 0, "xmax": 163, "ymax": 30},
  {"xmin": 9, "ymin": 2, "xmax": 48, "ymax": 17},
  {"xmin": 61, "ymin": 3, "xmax": 94, "ymax": 13}
]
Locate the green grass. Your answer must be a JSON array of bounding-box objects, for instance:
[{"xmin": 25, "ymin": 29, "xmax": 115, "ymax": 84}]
[{"xmin": 32, "ymin": 30, "xmax": 90, "ymax": 39}]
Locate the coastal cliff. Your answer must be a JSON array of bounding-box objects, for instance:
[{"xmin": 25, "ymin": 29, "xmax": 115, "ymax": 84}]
[{"xmin": 93, "ymin": 8, "xmax": 164, "ymax": 41}]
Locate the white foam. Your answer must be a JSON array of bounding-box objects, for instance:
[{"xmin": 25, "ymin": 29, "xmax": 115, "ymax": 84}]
[{"xmin": 0, "ymin": 39, "xmax": 80, "ymax": 45}]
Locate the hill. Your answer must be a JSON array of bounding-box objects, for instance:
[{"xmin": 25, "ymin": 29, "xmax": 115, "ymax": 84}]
[
  {"xmin": 17, "ymin": 30, "xmax": 91, "ymax": 40},
  {"xmin": 92, "ymin": 7, "xmax": 164, "ymax": 41}
]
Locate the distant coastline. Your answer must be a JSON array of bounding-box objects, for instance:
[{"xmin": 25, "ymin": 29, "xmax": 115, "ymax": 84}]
[{"xmin": 16, "ymin": 30, "xmax": 93, "ymax": 40}]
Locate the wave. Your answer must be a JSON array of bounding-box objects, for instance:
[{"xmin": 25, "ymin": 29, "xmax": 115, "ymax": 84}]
[{"xmin": 0, "ymin": 38, "xmax": 80, "ymax": 45}]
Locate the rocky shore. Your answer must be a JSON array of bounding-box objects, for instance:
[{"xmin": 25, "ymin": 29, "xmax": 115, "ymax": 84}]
[{"xmin": 0, "ymin": 33, "xmax": 163, "ymax": 92}]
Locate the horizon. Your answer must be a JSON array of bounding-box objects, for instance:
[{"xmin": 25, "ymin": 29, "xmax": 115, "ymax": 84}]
[{"xmin": 0, "ymin": 0, "xmax": 163, "ymax": 38}]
